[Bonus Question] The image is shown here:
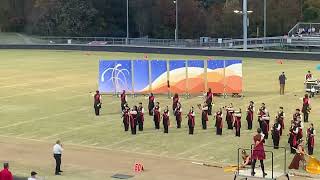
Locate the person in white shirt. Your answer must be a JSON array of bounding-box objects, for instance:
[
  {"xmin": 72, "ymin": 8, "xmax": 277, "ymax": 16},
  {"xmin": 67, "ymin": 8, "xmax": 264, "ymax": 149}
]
[
  {"xmin": 28, "ymin": 171, "xmax": 37, "ymax": 180},
  {"xmin": 53, "ymin": 140, "xmax": 63, "ymax": 175}
]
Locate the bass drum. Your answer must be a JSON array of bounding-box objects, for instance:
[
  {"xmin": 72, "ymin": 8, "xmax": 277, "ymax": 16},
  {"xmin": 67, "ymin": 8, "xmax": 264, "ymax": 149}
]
[{"xmin": 306, "ymin": 156, "xmax": 320, "ymax": 174}]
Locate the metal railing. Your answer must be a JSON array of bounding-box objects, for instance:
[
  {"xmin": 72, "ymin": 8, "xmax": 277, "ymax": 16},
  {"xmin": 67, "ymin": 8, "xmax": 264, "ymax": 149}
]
[
  {"xmin": 288, "ymin": 22, "xmax": 320, "ymax": 37},
  {"xmin": 2, "ymin": 34, "xmax": 320, "ymax": 50}
]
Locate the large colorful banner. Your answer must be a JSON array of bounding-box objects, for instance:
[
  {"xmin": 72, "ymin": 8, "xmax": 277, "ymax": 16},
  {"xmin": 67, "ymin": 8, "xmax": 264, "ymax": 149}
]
[
  {"xmin": 207, "ymin": 60, "xmax": 225, "ymax": 93},
  {"xmin": 99, "ymin": 60, "xmax": 242, "ymax": 94},
  {"xmin": 151, "ymin": 60, "xmax": 168, "ymax": 94},
  {"xmin": 225, "ymin": 60, "xmax": 242, "ymax": 93},
  {"xmin": 169, "ymin": 60, "xmax": 186, "ymax": 93},
  {"xmin": 187, "ymin": 60, "xmax": 205, "ymax": 93},
  {"xmin": 133, "ymin": 60, "xmax": 149, "ymax": 93},
  {"xmin": 99, "ymin": 60, "xmax": 132, "ymax": 93}
]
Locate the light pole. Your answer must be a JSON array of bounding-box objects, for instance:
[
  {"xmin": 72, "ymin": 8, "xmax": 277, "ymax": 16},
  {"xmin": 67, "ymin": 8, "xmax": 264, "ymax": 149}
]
[
  {"xmin": 243, "ymin": 0, "xmax": 248, "ymax": 50},
  {"xmin": 126, "ymin": 0, "xmax": 129, "ymax": 45},
  {"xmin": 233, "ymin": 8, "xmax": 253, "ymax": 50},
  {"xmin": 263, "ymin": 0, "xmax": 267, "ymax": 49},
  {"xmin": 174, "ymin": 0, "xmax": 178, "ymax": 42}
]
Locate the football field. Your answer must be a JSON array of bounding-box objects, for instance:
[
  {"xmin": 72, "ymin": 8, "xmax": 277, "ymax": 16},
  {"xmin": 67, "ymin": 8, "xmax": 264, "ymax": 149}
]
[{"xmin": 0, "ymin": 49, "xmax": 318, "ymax": 180}]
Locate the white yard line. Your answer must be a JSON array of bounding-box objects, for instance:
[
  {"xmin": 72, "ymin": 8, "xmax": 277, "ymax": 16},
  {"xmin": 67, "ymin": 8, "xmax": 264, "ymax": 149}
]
[
  {"xmin": 0, "ymin": 107, "xmax": 87, "ymax": 129},
  {"xmin": 0, "ymin": 74, "xmax": 90, "ymax": 89},
  {"xmin": 0, "ymin": 82, "xmax": 92, "ymax": 99}
]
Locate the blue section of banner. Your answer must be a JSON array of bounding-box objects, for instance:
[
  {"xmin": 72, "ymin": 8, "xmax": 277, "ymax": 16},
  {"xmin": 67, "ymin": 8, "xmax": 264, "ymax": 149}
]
[
  {"xmin": 225, "ymin": 60, "xmax": 242, "ymax": 67},
  {"xmin": 151, "ymin": 60, "xmax": 167, "ymax": 82},
  {"xmin": 133, "ymin": 60, "xmax": 149, "ymax": 92},
  {"xmin": 169, "ymin": 60, "xmax": 186, "ymax": 71},
  {"xmin": 188, "ymin": 60, "xmax": 204, "ymax": 68},
  {"xmin": 207, "ymin": 60, "xmax": 224, "ymax": 70},
  {"xmin": 99, "ymin": 60, "xmax": 132, "ymax": 93}
]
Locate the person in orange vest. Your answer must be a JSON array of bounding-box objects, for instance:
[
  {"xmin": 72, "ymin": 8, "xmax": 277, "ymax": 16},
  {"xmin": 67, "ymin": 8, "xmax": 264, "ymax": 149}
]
[{"xmin": 0, "ymin": 163, "xmax": 13, "ymax": 180}]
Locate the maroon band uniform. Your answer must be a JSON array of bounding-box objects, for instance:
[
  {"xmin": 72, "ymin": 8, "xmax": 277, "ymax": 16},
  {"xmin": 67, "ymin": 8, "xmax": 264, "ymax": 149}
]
[
  {"xmin": 226, "ymin": 107, "xmax": 234, "ymax": 129},
  {"xmin": 272, "ymin": 122, "xmax": 281, "ymax": 149},
  {"xmin": 201, "ymin": 105, "xmax": 209, "ymax": 130},
  {"xmin": 246, "ymin": 103, "xmax": 254, "ymax": 130},
  {"xmin": 153, "ymin": 105, "xmax": 161, "ymax": 129},
  {"xmin": 233, "ymin": 112, "xmax": 241, "ymax": 137},
  {"xmin": 129, "ymin": 108, "xmax": 137, "ymax": 135},
  {"xmin": 120, "ymin": 91, "xmax": 127, "ymax": 111},
  {"xmin": 215, "ymin": 110, "xmax": 223, "ymax": 135},
  {"xmin": 148, "ymin": 94, "xmax": 155, "ymax": 116},
  {"xmin": 307, "ymin": 127, "xmax": 315, "ymax": 155},
  {"xmin": 163, "ymin": 110, "xmax": 170, "ymax": 133},
  {"xmin": 277, "ymin": 110, "xmax": 285, "ymax": 136},
  {"xmin": 206, "ymin": 89, "xmax": 213, "ymax": 115},
  {"xmin": 137, "ymin": 105, "xmax": 144, "ymax": 131},
  {"xmin": 122, "ymin": 106, "xmax": 130, "ymax": 131},
  {"xmin": 288, "ymin": 125, "xmax": 298, "ymax": 154},
  {"xmin": 174, "ymin": 105, "xmax": 182, "ymax": 128},
  {"xmin": 188, "ymin": 110, "xmax": 195, "ymax": 135},
  {"xmin": 172, "ymin": 94, "xmax": 179, "ymax": 112},
  {"xmin": 93, "ymin": 91, "xmax": 102, "ymax": 116}
]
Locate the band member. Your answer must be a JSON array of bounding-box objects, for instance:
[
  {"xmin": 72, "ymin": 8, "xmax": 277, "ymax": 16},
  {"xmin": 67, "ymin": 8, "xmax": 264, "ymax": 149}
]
[
  {"xmin": 261, "ymin": 119, "xmax": 269, "ymax": 139},
  {"xmin": 277, "ymin": 107, "xmax": 285, "ymax": 136},
  {"xmin": 251, "ymin": 128, "xmax": 267, "ymax": 178},
  {"xmin": 293, "ymin": 109, "xmax": 301, "ymax": 122},
  {"xmin": 163, "ymin": 106, "xmax": 170, "ymax": 134},
  {"xmin": 187, "ymin": 107, "xmax": 196, "ymax": 135},
  {"xmin": 296, "ymin": 120, "xmax": 304, "ymax": 141},
  {"xmin": 174, "ymin": 102, "xmax": 182, "ymax": 128},
  {"xmin": 305, "ymin": 70, "xmax": 312, "ymax": 81},
  {"xmin": 122, "ymin": 103, "xmax": 130, "ymax": 131},
  {"xmin": 153, "ymin": 102, "xmax": 161, "ymax": 129},
  {"xmin": 129, "ymin": 106, "xmax": 138, "ymax": 135},
  {"xmin": 289, "ymin": 139, "xmax": 306, "ymax": 170},
  {"xmin": 120, "ymin": 90, "xmax": 127, "ymax": 111},
  {"xmin": 93, "ymin": 90, "xmax": 102, "ymax": 116},
  {"xmin": 233, "ymin": 109, "xmax": 242, "ymax": 137},
  {"xmin": 288, "ymin": 122, "xmax": 299, "ymax": 154},
  {"xmin": 226, "ymin": 104, "xmax": 235, "ymax": 129},
  {"xmin": 246, "ymin": 101, "xmax": 254, "ymax": 130},
  {"xmin": 258, "ymin": 103, "xmax": 269, "ymax": 130},
  {"xmin": 200, "ymin": 102, "xmax": 209, "ymax": 130},
  {"xmin": 148, "ymin": 93, "xmax": 155, "ymax": 116},
  {"xmin": 214, "ymin": 108, "xmax": 223, "ymax": 135},
  {"xmin": 302, "ymin": 94, "xmax": 310, "ymax": 122},
  {"xmin": 307, "ymin": 123, "xmax": 316, "ymax": 155},
  {"xmin": 172, "ymin": 93, "xmax": 179, "ymax": 112},
  {"xmin": 137, "ymin": 102, "xmax": 144, "ymax": 131},
  {"xmin": 271, "ymin": 119, "xmax": 281, "ymax": 149},
  {"xmin": 241, "ymin": 150, "xmax": 252, "ymax": 168},
  {"xmin": 206, "ymin": 88, "xmax": 213, "ymax": 115}
]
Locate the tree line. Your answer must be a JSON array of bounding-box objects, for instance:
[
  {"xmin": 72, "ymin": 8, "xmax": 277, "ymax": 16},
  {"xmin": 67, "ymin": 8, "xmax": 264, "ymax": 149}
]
[{"xmin": 0, "ymin": 0, "xmax": 319, "ymax": 38}]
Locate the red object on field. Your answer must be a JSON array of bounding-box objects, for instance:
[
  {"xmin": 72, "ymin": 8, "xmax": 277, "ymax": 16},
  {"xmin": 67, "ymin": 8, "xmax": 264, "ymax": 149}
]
[
  {"xmin": 277, "ymin": 60, "xmax": 283, "ymax": 64},
  {"xmin": 144, "ymin": 54, "xmax": 149, "ymax": 59},
  {"xmin": 134, "ymin": 162, "xmax": 144, "ymax": 173}
]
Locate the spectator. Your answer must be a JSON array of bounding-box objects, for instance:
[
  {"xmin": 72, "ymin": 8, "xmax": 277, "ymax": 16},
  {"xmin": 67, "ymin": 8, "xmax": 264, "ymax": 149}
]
[
  {"xmin": 0, "ymin": 163, "xmax": 13, "ymax": 180},
  {"xmin": 28, "ymin": 171, "xmax": 37, "ymax": 180},
  {"xmin": 279, "ymin": 72, "xmax": 287, "ymax": 95},
  {"xmin": 53, "ymin": 140, "xmax": 63, "ymax": 175}
]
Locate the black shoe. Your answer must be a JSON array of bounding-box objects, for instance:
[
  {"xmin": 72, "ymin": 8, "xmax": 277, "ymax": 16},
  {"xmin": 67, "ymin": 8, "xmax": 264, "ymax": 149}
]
[
  {"xmin": 55, "ymin": 173, "xmax": 61, "ymax": 175},
  {"xmin": 251, "ymin": 172, "xmax": 255, "ymax": 176},
  {"xmin": 263, "ymin": 172, "xmax": 267, "ymax": 177},
  {"xmin": 59, "ymin": 170, "xmax": 63, "ymax": 172}
]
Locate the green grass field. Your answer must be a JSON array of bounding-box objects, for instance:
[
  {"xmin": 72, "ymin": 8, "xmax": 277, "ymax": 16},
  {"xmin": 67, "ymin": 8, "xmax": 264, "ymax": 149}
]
[{"xmin": 0, "ymin": 49, "xmax": 319, "ymax": 179}]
